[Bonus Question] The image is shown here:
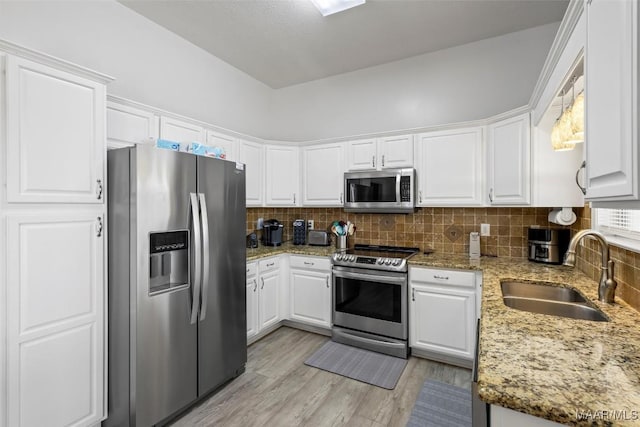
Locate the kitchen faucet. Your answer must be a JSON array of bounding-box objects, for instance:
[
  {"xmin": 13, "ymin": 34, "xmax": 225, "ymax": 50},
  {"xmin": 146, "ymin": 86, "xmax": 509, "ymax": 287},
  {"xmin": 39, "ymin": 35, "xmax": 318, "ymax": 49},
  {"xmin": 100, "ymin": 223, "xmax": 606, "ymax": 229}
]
[{"xmin": 563, "ymin": 230, "xmax": 617, "ymax": 303}]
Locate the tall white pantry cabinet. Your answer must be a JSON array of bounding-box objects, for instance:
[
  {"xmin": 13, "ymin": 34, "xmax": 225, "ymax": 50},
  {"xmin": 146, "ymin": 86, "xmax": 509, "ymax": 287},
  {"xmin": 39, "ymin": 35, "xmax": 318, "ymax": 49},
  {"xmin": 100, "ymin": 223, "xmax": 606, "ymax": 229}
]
[{"xmin": 0, "ymin": 43, "xmax": 111, "ymax": 427}]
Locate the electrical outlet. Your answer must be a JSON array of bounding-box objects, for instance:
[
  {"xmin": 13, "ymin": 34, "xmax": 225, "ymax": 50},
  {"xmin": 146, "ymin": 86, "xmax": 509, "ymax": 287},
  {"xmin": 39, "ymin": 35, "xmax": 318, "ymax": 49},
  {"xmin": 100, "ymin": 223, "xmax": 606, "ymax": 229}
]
[
  {"xmin": 480, "ymin": 223, "xmax": 490, "ymax": 236},
  {"xmin": 308, "ymin": 220, "xmax": 315, "ymax": 230}
]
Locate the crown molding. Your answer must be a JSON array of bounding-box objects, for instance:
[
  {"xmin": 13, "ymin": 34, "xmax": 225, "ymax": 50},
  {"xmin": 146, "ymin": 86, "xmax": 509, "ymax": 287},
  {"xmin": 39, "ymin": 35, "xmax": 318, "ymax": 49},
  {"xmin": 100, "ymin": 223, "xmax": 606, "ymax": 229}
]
[
  {"xmin": 528, "ymin": 0, "xmax": 584, "ymax": 110},
  {"xmin": 0, "ymin": 38, "xmax": 113, "ymax": 84}
]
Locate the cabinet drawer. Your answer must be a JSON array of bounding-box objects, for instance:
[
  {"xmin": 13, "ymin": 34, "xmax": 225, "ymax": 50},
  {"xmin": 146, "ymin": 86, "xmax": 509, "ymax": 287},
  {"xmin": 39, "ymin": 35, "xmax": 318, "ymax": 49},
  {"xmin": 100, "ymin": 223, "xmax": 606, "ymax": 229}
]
[
  {"xmin": 246, "ymin": 262, "xmax": 257, "ymax": 278},
  {"xmin": 410, "ymin": 267, "xmax": 476, "ymax": 288},
  {"xmin": 258, "ymin": 257, "xmax": 279, "ymax": 273},
  {"xmin": 289, "ymin": 255, "xmax": 331, "ymax": 271}
]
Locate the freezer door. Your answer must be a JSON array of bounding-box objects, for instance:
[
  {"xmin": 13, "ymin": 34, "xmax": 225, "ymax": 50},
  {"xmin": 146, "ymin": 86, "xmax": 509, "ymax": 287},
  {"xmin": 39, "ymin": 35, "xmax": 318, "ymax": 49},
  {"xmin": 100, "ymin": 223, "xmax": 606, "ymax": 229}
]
[
  {"xmin": 133, "ymin": 145, "xmax": 198, "ymax": 426},
  {"xmin": 197, "ymin": 157, "xmax": 247, "ymax": 395}
]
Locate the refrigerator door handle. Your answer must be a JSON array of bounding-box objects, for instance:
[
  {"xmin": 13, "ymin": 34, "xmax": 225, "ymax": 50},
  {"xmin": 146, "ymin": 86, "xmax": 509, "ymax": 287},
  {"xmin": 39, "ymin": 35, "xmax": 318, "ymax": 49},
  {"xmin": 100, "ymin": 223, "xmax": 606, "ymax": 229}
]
[
  {"xmin": 189, "ymin": 192, "xmax": 202, "ymax": 325},
  {"xmin": 198, "ymin": 193, "xmax": 210, "ymax": 322}
]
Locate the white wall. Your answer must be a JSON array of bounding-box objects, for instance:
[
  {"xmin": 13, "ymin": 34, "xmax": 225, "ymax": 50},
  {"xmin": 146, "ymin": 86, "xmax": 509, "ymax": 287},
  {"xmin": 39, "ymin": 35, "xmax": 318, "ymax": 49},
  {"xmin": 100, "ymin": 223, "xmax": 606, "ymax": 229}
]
[
  {"xmin": 268, "ymin": 23, "xmax": 560, "ymax": 142},
  {"xmin": 0, "ymin": 0, "xmax": 273, "ymax": 138},
  {"xmin": 0, "ymin": 1, "xmax": 559, "ymax": 143}
]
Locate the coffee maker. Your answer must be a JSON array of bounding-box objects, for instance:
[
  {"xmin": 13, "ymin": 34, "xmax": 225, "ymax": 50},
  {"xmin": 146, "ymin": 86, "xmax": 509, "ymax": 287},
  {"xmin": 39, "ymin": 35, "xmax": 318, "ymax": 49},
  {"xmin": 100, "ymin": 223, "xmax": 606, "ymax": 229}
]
[{"xmin": 262, "ymin": 219, "xmax": 284, "ymax": 246}]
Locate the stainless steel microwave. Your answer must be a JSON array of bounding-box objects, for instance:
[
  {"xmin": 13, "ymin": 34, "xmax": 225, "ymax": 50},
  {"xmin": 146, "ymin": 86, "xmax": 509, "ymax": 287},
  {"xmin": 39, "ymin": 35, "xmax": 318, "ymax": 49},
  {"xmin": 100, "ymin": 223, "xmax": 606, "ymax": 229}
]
[{"xmin": 343, "ymin": 168, "xmax": 416, "ymax": 213}]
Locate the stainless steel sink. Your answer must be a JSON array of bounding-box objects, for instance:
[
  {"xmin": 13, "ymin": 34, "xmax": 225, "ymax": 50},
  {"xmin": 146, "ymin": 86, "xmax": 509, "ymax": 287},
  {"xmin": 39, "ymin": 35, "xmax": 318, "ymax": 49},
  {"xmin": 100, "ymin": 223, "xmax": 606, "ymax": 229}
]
[
  {"xmin": 501, "ymin": 280, "xmax": 588, "ymax": 303},
  {"xmin": 500, "ymin": 280, "xmax": 609, "ymax": 322}
]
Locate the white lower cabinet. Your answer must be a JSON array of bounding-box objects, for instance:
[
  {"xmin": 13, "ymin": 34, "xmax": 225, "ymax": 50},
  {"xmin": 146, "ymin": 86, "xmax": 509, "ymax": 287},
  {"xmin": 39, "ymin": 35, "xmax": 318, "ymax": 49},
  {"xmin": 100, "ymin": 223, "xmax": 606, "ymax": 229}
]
[
  {"xmin": 6, "ymin": 211, "xmax": 105, "ymax": 427},
  {"xmin": 409, "ymin": 267, "xmax": 478, "ymax": 365},
  {"xmin": 247, "ymin": 257, "xmax": 281, "ymax": 341},
  {"xmin": 289, "ymin": 256, "xmax": 332, "ymax": 328},
  {"xmin": 246, "ymin": 262, "xmax": 259, "ymax": 339}
]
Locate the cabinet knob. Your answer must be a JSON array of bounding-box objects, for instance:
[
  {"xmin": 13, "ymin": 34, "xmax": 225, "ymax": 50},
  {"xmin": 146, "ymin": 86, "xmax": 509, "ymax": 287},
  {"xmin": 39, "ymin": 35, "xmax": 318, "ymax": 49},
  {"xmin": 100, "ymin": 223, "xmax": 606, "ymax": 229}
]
[
  {"xmin": 576, "ymin": 160, "xmax": 587, "ymax": 195},
  {"xmin": 96, "ymin": 179, "xmax": 103, "ymax": 200},
  {"xmin": 96, "ymin": 216, "xmax": 103, "ymax": 237}
]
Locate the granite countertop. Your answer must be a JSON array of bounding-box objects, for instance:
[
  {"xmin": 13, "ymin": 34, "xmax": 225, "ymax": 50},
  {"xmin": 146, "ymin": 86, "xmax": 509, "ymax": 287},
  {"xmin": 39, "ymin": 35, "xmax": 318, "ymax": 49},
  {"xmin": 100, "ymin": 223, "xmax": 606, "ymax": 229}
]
[
  {"xmin": 246, "ymin": 241, "xmax": 336, "ymax": 261},
  {"xmin": 247, "ymin": 247, "xmax": 640, "ymax": 425},
  {"xmin": 411, "ymin": 253, "xmax": 640, "ymax": 426}
]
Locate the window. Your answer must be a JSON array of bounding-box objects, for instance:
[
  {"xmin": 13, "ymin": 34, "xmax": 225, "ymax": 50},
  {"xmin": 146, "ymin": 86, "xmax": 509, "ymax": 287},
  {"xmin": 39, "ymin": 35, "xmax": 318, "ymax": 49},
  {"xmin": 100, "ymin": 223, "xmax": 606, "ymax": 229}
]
[{"xmin": 594, "ymin": 208, "xmax": 640, "ymax": 250}]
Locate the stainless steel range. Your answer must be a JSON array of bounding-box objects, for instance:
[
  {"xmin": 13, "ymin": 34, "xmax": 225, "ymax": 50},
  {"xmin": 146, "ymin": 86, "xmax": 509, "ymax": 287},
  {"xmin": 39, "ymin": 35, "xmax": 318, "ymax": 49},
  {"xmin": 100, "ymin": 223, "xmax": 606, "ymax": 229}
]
[{"xmin": 331, "ymin": 244, "xmax": 419, "ymax": 358}]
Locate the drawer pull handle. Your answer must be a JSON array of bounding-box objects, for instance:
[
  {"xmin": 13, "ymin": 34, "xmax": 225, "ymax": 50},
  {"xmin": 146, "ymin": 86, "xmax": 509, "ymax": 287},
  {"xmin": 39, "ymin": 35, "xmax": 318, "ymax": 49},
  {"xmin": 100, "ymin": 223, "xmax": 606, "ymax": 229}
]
[
  {"xmin": 381, "ymin": 155, "xmax": 385, "ymax": 167},
  {"xmin": 266, "ymin": 262, "xmax": 275, "ymax": 267},
  {"xmin": 326, "ymin": 276, "xmax": 330, "ymax": 288},
  {"xmin": 304, "ymin": 261, "xmax": 314, "ymax": 266},
  {"xmin": 261, "ymin": 277, "xmax": 265, "ymax": 289},
  {"xmin": 576, "ymin": 160, "xmax": 587, "ymax": 195},
  {"xmin": 253, "ymin": 279, "xmax": 257, "ymax": 292},
  {"xmin": 412, "ymin": 288, "xmax": 415, "ymax": 301},
  {"xmin": 372, "ymin": 155, "xmax": 375, "ymax": 168},
  {"xmin": 434, "ymin": 275, "xmax": 449, "ymax": 280}
]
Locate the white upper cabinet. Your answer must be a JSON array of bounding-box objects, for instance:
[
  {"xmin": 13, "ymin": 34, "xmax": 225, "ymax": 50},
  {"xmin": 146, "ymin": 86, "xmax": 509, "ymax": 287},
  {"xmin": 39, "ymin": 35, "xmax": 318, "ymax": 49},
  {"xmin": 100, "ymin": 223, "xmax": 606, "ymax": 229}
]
[
  {"xmin": 346, "ymin": 138, "xmax": 377, "ymax": 170},
  {"xmin": 6, "ymin": 55, "xmax": 106, "ymax": 204},
  {"xmin": 106, "ymin": 101, "xmax": 158, "ymax": 149},
  {"xmin": 415, "ymin": 128, "xmax": 484, "ymax": 206},
  {"xmin": 487, "ymin": 113, "xmax": 531, "ymax": 205},
  {"xmin": 302, "ymin": 142, "xmax": 345, "ymax": 206},
  {"xmin": 378, "ymin": 134, "xmax": 414, "ymax": 169},
  {"xmin": 206, "ymin": 130, "xmax": 237, "ymax": 161},
  {"xmin": 238, "ymin": 139, "xmax": 264, "ymax": 206},
  {"xmin": 159, "ymin": 116, "xmax": 205, "ymax": 144},
  {"xmin": 346, "ymin": 135, "xmax": 414, "ymax": 171},
  {"xmin": 265, "ymin": 144, "xmax": 300, "ymax": 206},
  {"xmin": 584, "ymin": 0, "xmax": 639, "ymax": 203}
]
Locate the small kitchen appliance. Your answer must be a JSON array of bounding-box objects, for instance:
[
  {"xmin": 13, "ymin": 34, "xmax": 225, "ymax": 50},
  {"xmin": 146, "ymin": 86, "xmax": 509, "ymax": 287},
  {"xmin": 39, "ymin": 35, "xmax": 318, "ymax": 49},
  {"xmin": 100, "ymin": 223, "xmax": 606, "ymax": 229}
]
[
  {"xmin": 527, "ymin": 226, "xmax": 570, "ymax": 264},
  {"xmin": 332, "ymin": 244, "xmax": 419, "ymax": 358},
  {"xmin": 293, "ymin": 219, "xmax": 306, "ymax": 245},
  {"xmin": 246, "ymin": 232, "xmax": 258, "ymax": 248},
  {"xmin": 308, "ymin": 230, "xmax": 331, "ymax": 246},
  {"xmin": 262, "ymin": 219, "xmax": 284, "ymax": 246}
]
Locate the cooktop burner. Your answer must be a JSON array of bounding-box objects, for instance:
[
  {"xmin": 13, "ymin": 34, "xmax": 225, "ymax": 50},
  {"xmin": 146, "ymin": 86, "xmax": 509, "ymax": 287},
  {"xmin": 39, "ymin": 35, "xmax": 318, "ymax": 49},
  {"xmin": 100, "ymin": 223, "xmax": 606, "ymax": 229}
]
[{"xmin": 332, "ymin": 244, "xmax": 419, "ymax": 272}]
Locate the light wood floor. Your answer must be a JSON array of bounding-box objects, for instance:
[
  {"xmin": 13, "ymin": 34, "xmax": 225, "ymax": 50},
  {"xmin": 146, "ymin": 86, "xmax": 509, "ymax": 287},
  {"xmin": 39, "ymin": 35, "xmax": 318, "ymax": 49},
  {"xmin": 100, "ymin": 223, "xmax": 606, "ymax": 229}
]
[{"xmin": 170, "ymin": 327, "xmax": 471, "ymax": 427}]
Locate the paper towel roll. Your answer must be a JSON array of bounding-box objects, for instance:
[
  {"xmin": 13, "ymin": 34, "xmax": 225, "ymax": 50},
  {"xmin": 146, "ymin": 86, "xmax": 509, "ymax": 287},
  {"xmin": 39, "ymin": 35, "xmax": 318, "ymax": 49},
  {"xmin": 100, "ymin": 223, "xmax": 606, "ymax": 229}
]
[{"xmin": 548, "ymin": 207, "xmax": 576, "ymax": 226}]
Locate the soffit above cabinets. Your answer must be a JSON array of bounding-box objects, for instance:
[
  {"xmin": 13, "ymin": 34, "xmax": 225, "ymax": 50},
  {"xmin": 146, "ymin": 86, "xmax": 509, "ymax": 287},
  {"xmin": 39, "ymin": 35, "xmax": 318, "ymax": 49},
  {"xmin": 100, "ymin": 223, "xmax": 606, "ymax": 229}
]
[{"xmin": 119, "ymin": 0, "xmax": 569, "ymax": 89}]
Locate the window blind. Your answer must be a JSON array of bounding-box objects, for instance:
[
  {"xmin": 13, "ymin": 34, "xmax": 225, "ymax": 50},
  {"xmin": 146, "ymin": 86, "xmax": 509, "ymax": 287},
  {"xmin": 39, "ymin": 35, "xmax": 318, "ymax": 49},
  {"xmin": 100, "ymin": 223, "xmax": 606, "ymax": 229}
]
[{"xmin": 595, "ymin": 208, "xmax": 640, "ymax": 239}]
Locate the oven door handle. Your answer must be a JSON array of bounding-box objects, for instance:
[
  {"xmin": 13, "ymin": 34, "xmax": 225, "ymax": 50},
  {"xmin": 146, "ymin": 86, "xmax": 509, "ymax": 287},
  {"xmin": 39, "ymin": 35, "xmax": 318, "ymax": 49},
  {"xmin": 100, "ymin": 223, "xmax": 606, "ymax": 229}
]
[{"xmin": 333, "ymin": 270, "xmax": 406, "ymax": 285}]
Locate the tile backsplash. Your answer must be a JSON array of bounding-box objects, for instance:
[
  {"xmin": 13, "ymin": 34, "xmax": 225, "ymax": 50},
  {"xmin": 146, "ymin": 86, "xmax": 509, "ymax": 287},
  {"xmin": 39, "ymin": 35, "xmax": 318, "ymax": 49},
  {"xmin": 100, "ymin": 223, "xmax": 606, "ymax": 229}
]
[
  {"xmin": 247, "ymin": 207, "xmax": 556, "ymax": 257},
  {"xmin": 248, "ymin": 205, "xmax": 640, "ymax": 313}
]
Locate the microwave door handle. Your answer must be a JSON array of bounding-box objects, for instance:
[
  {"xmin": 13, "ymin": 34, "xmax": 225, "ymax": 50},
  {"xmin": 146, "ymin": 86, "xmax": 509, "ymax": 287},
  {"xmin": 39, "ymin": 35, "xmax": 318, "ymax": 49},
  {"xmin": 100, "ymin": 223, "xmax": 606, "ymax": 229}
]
[
  {"xmin": 396, "ymin": 174, "xmax": 401, "ymax": 205},
  {"xmin": 198, "ymin": 193, "xmax": 210, "ymax": 322},
  {"xmin": 189, "ymin": 193, "xmax": 202, "ymax": 325}
]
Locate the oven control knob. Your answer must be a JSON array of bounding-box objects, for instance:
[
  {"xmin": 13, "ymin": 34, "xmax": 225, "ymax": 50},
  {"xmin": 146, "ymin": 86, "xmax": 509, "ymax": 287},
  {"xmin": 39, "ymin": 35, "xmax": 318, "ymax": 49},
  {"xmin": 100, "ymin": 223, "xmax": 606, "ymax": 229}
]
[
  {"xmin": 336, "ymin": 254, "xmax": 343, "ymax": 261},
  {"xmin": 392, "ymin": 259, "xmax": 401, "ymax": 266},
  {"xmin": 377, "ymin": 257, "xmax": 384, "ymax": 264},
  {"xmin": 350, "ymin": 255, "xmax": 356, "ymax": 261},
  {"xmin": 384, "ymin": 258, "xmax": 392, "ymax": 265}
]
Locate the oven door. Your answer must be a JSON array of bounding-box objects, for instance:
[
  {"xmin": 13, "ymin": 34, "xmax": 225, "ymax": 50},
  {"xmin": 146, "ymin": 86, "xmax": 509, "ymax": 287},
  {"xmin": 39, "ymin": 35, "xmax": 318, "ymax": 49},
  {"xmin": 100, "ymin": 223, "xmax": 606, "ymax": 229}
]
[{"xmin": 332, "ymin": 266, "xmax": 407, "ymax": 340}]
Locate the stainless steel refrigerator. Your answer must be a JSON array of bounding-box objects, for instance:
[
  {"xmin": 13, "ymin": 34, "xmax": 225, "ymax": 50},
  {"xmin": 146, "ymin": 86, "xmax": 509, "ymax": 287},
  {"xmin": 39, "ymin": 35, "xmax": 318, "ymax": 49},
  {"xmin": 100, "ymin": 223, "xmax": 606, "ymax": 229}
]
[{"xmin": 105, "ymin": 144, "xmax": 246, "ymax": 426}]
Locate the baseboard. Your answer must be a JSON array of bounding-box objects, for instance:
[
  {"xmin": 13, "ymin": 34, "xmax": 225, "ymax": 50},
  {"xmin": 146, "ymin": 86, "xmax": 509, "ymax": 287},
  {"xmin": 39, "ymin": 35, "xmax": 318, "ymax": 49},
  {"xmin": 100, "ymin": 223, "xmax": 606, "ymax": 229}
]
[{"xmin": 411, "ymin": 348, "xmax": 473, "ymax": 369}]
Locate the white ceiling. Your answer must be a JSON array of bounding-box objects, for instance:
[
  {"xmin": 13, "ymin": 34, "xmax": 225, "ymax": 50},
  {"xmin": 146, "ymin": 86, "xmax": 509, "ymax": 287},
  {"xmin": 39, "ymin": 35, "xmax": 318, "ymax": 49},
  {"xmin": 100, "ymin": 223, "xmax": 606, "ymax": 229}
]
[{"xmin": 119, "ymin": 0, "xmax": 569, "ymax": 89}]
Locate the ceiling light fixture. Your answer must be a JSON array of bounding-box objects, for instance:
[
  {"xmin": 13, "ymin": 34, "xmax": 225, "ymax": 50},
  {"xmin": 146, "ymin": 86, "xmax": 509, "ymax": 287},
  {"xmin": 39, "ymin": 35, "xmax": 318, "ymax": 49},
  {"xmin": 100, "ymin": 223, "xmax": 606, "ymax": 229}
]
[{"xmin": 310, "ymin": 0, "xmax": 366, "ymax": 16}]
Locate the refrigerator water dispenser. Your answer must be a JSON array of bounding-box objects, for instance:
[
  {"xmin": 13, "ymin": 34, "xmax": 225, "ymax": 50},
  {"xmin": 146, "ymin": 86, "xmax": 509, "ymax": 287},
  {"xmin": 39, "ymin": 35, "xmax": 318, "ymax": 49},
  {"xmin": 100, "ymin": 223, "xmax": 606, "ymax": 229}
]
[{"xmin": 149, "ymin": 230, "xmax": 189, "ymax": 294}]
